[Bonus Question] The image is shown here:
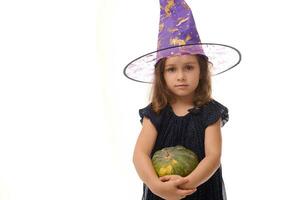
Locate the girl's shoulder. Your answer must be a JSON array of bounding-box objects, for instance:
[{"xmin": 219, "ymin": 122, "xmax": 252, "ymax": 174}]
[
  {"xmin": 190, "ymin": 99, "xmax": 229, "ymax": 128},
  {"xmin": 138, "ymin": 103, "xmax": 168, "ymax": 131}
]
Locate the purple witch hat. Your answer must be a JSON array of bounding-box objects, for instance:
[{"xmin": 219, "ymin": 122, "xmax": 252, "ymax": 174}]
[{"xmin": 124, "ymin": 0, "xmax": 241, "ymax": 83}]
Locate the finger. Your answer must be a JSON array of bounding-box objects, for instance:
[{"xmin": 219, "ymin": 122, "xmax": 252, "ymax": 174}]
[
  {"xmin": 178, "ymin": 188, "xmax": 197, "ymax": 196},
  {"xmin": 170, "ymin": 175, "xmax": 182, "ymax": 179},
  {"xmin": 159, "ymin": 175, "xmax": 171, "ymax": 182},
  {"xmin": 174, "ymin": 178, "xmax": 189, "ymax": 186},
  {"xmin": 187, "ymin": 188, "xmax": 197, "ymax": 195}
]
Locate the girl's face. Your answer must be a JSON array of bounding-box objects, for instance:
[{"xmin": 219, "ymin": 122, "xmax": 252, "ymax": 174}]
[{"xmin": 163, "ymin": 54, "xmax": 200, "ymax": 101}]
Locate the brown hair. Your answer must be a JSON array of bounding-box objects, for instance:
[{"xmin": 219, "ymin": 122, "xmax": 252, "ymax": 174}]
[{"xmin": 149, "ymin": 54, "xmax": 212, "ymax": 114}]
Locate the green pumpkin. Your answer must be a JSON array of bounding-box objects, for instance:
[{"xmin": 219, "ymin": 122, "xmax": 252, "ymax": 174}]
[{"xmin": 152, "ymin": 145, "xmax": 199, "ymax": 177}]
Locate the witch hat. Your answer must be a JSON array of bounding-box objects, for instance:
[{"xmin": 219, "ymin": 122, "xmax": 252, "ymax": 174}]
[{"xmin": 123, "ymin": 0, "xmax": 241, "ymax": 83}]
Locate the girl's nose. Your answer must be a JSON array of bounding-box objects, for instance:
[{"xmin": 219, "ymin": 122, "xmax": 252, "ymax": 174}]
[{"xmin": 177, "ymin": 71, "xmax": 185, "ymax": 81}]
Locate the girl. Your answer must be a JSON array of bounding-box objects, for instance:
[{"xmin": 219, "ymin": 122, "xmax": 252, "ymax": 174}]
[
  {"xmin": 124, "ymin": 0, "xmax": 240, "ymax": 199},
  {"xmin": 132, "ymin": 53, "xmax": 229, "ymax": 200}
]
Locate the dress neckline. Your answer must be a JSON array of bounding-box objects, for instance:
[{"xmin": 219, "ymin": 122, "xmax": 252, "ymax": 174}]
[
  {"xmin": 167, "ymin": 104, "xmax": 194, "ymax": 118},
  {"xmin": 166, "ymin": 102, "xmax": 207, "ymax": 118}
]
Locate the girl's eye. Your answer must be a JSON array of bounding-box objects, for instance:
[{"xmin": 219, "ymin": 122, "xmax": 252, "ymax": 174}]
[
  {"xmin": 166, "ymin": 67, "xmax": 175, "ymax": 72},
  {"xmin": 185, "ymin": 65, "xmax": 194, "ymax": 70}
]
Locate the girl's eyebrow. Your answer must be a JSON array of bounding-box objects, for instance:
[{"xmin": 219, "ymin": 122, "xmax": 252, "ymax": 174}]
[
  {"xmin": 183, "ymin": 61, "xmax": 197, "ymax": 64},
  {"xmin": 165, "ymin": 64, "xmax": 176, "ymax": 67},
  {"xmin": 165, "ymin": 61, "xmax": 197, "ymax": 66}
]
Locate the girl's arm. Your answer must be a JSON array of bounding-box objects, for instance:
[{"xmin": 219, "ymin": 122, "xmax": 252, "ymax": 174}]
[
  {"xmin": 180, "ymin": 118, "xmax": 223, "ymax": 189},
  {"xmin": 132, "ymin": 117, "xmax": 160, "ymax": 190},
  {"xmin": 133, "ymin": 117, "xmax": 197, "ymax": 199}
]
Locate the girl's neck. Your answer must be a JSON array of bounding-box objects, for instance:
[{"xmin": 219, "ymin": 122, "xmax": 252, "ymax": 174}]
[
  {"xmin": 170, "ymin": 97, "xmax": 194, "ymax": 108},
  {"xmin": 171, "ymin": 94, "xmax": 194, "ymax": 107}
]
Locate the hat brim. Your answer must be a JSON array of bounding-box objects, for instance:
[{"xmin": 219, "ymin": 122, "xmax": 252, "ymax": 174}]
[{"xmin": 123, "ymin": 43, "xmax": 241, "ymax": 83}]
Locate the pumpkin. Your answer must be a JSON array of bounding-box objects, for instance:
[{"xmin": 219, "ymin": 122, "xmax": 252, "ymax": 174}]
[{"xmin": 152, "ymin": 145, "xmax": 199, "ymax": 177}]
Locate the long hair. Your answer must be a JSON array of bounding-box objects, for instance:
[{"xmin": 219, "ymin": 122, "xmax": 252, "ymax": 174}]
[{"xmin": 149, "ymin": 54, "xmax": 212, "ymax": 114}]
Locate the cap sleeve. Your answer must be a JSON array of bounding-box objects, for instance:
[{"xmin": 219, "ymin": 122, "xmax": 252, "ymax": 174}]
[
  {"xmin": 139, "ymin": 104, "xmax": 161, "ymax": 131},
  {"xmin": 202, "ymin": 99, "xmax": 229, "ymax": 128}
]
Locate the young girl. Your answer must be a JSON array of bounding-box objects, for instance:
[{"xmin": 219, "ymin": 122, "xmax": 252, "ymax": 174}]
[
  {"xmin": 133, "ymin": 53, "xmax": 229, "ymax": 200},
  {"xmin": 124, "ymin": 0, "xmax": 241, "ymax": 199}
]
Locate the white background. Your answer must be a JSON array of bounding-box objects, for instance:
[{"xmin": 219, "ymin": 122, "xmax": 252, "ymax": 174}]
[{"xmin": 1, "ymin": 0, "xmax": 301, "ymax": 199}]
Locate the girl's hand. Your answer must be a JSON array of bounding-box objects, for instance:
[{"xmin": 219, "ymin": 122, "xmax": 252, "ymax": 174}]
[
  {"xmin": 160, "ymin": 175, "xmax": 197, "ymax": 190},
  {"xmin": 159, "ymin": 175, "xmax": 183, "ymax": 182},
  {"xmin": 151, "ymin": 177, "xmax": 197, "ymax": 200}
]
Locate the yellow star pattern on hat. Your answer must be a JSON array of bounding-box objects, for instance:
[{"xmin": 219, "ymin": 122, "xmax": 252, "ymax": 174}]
[
  {"xmin": 165, "ymin": 0, "xmax": 175, "ymax": 17},
  {"xmin": 169, "ymin": 34, "xmax": 191, "ymax": 46}
]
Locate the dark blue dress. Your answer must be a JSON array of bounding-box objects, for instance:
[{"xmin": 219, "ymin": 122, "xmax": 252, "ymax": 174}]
[{"xmin": 138, "ymin": 99, "xmax": 229, "ymax": 200}]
